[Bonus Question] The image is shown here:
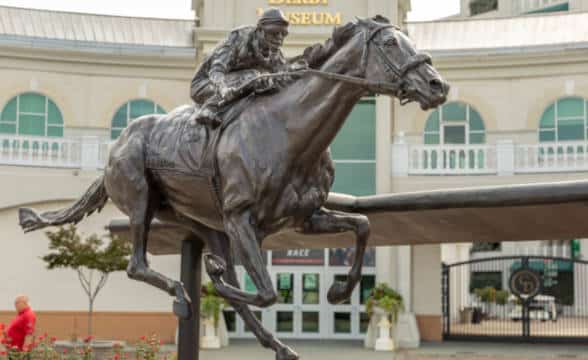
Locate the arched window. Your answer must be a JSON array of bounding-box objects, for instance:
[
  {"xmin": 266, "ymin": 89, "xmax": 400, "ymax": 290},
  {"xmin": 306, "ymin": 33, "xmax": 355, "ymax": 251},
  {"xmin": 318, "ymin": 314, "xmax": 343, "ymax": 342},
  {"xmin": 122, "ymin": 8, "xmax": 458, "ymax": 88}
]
[
  {"xmin": 539, "ymin": 97, "xmax": 587, "ymax": 142},
  {"xmin": 0, "ymin": 92, "xmax": 64, "ymax": 137},
  {"xmin": 111, "ymin": 99, "xmax": 166, "ymax": 139},
  {"xmin": 424, "ymin": 102, "xmax": 485, "ymax": 145}
]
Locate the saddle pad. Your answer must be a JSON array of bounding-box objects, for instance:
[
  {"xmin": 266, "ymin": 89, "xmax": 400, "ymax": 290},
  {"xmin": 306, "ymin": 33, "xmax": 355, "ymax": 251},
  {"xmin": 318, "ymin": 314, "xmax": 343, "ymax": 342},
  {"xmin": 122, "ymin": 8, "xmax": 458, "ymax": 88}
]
[{"xmin": 145, "ymin": 105, "xmax": 216, "ymax": 176}]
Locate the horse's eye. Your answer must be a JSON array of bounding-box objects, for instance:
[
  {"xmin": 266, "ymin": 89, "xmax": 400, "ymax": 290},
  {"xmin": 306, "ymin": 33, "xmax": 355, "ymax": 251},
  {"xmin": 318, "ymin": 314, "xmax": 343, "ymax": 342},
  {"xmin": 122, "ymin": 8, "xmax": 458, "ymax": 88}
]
[{"xmin": 385, "ymin": 38, "xmax": 398, "ymax": 47}]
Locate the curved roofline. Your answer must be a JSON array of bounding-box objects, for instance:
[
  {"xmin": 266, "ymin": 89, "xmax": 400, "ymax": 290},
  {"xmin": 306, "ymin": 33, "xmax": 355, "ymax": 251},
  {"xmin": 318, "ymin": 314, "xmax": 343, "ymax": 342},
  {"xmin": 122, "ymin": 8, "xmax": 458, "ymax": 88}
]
[
  {"xmin": 407, "ymin": 8, "xmax": 588, "ymax": 24},
  {"xmin": 0, "ymin": 34, "xmax": 196, "ymax": 58},
  {"xmin": 0, "ymin": 4, "xmax": 195, "ymax": 22}
]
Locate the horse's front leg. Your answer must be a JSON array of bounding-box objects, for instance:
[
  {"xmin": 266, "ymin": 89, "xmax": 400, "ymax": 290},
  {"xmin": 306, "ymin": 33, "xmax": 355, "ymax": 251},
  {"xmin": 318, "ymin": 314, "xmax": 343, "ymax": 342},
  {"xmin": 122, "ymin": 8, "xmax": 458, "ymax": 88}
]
[
  {"xmin": 301, "ymin": 207, "xmax": 370, "ymax": 304},
  {"xmin": 204, "ymin": 211, "xmax": 278, "ymax": 307},
  {"xmin": 206, "ymin": 231, "xmax": 298, "ymax": 360}
]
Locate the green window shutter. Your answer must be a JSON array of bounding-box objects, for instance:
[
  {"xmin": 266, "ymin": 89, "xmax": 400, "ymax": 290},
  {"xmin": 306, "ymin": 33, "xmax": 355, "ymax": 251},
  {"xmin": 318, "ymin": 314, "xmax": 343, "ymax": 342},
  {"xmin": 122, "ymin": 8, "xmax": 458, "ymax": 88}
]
[
  {"xmin": 539, "ymin": 130, "xmax": 555, "ymax": 142},
  {"xmin": 47, "ymin": 126, "xmax": 63, "ymax": 137},
  {"xmin": 18, "ymin": 114, "xmax": 45, "ymax": 136},
  {"xmin": 425, "ymin": 110, "xmax": 440, "ymax": 132},
  {"xmin": 331, "ymin": 162, "xmax": 376, "ymax": 196},
  {"xmin": 0, "ymin": 97, "xmax": 17, "ymax": 134},
  {"xmin": 130, "ymin": 99, "xmax": 155, "ymax": 120},
  {"xmin": 557, "ymin": 118, "xmax": 584, "ymax": 141},
  {"xmin": 540, "ymin": 104, "xmax": 555, "ymax": 129},
  {"xmin": 424, "ymin": 133, "xmax": 440, "ymax": 145},
  {"xmin": 558, "ymin": 97, "xmax": 584, "ymax": 118},
  {"xmin": 442, "ymin": 102, "xmax": 467, "ymax": 122},
  {"xmin": 1, "ymin": 98, "xmax": 17, "ymax": 122},
  {"xmin": 19, "ymin": 93, "xmax": 46, "ymax": 114},
  {"xmin": 2, "ymin": 94, "xmax": 63, "ymax": 137},
  {"xmin": 0, "ymin": 123, "xmax": 16, "ymax": 134},
  {"xmin": 469, "ymin": 133, "xmax": 485, "ymax": 144},
  {"xmin": 112, "ymin": 106, "xmax": 128, "ymax": 129},
  {"xmin": 469, "ymin": 108, "xmax": 485, "ymax": 131},
  {"xmin": 110, "ymin": 129, "xmax": 122, "ymax": 140},
  {"xmin": 47, "ymin": 100, "xmax": 63, "ymax": 125},
  {"xmin": 330, "ymin": 100, "xmax": 375, "ymax": 160},
  {"xmin": 112, "ymin": 100, "xmax": 166, "ymax": 140},
  {"xmin": 443, "ymin": 125, "xmax": 466, "ymax": 144}
]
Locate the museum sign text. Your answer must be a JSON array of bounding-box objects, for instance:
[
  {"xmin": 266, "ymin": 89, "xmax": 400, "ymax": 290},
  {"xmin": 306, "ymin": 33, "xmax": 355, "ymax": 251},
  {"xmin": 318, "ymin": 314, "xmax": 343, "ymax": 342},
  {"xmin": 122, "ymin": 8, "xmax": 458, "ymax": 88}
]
[{"xmin": 257, "ymin": 0, "xmax": 342, "ymax": 25}]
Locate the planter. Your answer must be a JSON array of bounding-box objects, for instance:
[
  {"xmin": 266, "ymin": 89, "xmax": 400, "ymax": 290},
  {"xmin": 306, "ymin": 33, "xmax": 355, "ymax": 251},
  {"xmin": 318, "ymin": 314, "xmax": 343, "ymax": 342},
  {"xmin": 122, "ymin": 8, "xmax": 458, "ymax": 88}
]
[
  {"xmin": 364, "ymin": 306, "xmax": 395, "ymax": 351},
  {"xmin": 365, "ymin": 309, "xmax": 420, "ymax": 350},
  {"xmin": 199, "ymin": 316, "xmax": 221, "ymax": 349},
  {"xmin": 175, "ymin": 312, "xmax": 229, "ymax": 349},
  {"xmin": 54, "ymin": 340, "xmax": 125, "ymax": 360}
]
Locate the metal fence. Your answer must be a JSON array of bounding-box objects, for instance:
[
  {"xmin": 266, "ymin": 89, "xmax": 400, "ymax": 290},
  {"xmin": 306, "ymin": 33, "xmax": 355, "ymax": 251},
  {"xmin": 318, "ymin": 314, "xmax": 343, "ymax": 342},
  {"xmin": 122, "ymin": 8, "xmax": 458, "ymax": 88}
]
[{"xmin": 442, "ymin": 255, "xmax": 588, "ymax": 342}]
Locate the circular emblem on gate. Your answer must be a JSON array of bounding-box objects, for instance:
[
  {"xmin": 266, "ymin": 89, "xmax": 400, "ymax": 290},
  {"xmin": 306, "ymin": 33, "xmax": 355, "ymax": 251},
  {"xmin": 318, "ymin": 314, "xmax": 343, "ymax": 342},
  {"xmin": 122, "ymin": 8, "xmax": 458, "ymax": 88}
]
[{"xmin": 509, "ymin": 268, "xmax": 542, "ymax": 301}]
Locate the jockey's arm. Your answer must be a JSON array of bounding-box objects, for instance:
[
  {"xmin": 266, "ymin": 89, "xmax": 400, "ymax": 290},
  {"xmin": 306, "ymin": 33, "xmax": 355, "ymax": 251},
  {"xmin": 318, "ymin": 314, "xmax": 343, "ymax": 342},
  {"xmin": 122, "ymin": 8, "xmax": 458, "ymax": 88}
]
[{"xmin": 208, "ymin": 32, "xmax": 241, "ymax": 100}]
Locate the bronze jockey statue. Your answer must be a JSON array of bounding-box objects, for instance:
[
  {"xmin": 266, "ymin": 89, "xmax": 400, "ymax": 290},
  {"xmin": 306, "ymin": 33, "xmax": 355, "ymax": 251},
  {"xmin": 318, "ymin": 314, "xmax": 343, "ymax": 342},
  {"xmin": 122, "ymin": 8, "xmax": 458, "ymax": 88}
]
[{"xmin": 191, "ymin": 8, "xmax": 305, "ymax": 127}]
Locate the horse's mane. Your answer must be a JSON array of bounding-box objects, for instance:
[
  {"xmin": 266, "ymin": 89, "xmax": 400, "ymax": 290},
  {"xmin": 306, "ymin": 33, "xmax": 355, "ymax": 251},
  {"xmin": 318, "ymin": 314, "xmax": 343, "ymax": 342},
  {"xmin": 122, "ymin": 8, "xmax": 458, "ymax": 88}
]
[{"xmin": 301, "ymin": 15, "xmax": 392, "ymax": 69}]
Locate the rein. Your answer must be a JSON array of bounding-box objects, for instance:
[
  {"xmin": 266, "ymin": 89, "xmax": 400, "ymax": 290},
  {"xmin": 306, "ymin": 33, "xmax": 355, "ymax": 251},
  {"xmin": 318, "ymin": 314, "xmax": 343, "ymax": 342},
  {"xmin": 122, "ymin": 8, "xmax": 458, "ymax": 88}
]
[{"xmin": 223, "ymin": 23, "xmax": 432, "ymax": 103}]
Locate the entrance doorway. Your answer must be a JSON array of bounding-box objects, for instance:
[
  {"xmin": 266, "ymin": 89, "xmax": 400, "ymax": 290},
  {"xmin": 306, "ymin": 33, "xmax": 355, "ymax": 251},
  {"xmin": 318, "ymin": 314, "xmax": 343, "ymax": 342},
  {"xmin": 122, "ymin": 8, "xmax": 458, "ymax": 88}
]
[{"xmin": 223, "ymin": 249, "xmax": 376, "ymax": 339}]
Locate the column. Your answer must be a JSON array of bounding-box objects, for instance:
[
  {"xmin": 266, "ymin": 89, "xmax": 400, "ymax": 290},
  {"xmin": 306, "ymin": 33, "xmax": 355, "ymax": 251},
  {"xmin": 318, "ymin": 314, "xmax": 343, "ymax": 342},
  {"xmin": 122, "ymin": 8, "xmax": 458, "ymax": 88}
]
[{"xmin": 411, "ymin": 244, "xmax": 442, "ymax": 342}]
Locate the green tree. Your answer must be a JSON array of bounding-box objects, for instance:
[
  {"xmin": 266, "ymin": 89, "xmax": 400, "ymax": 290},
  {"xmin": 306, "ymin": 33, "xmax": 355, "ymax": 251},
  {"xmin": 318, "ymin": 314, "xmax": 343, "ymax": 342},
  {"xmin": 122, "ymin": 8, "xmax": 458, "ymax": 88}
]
[{"xmin": 42, "ymin": 225, "xmax": 131, "ymax": 337}]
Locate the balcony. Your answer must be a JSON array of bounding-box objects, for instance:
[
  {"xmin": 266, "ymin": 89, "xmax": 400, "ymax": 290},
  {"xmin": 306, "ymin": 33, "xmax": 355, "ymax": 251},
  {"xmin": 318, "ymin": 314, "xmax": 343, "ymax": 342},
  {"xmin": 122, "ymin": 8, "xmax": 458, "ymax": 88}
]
[
  {"xmin": 0, "ymin": 134, "xmax": 110, "ymax": 170},
  {"xmin": 3, "ymin": 134, "xmax": 588, "ymax": 176},
  {"xmin": 392, "ymin": 140, "xmax": 588, "ymax": 176}
]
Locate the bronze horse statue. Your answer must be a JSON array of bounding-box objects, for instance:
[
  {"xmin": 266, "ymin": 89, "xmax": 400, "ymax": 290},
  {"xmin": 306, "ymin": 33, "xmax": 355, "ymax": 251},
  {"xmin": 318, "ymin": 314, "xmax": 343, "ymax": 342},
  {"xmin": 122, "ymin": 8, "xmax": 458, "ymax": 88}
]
[{"xmin": 19, "ymin": 17, "xmax": 448, "ymax": 360}]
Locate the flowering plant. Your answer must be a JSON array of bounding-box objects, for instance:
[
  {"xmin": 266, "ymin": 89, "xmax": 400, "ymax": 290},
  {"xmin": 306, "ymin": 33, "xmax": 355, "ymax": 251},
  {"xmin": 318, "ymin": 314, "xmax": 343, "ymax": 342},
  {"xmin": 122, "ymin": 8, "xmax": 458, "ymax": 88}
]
[{"xmin": 0, "ymin": 333, "xmax": 169, "ymax": 360}]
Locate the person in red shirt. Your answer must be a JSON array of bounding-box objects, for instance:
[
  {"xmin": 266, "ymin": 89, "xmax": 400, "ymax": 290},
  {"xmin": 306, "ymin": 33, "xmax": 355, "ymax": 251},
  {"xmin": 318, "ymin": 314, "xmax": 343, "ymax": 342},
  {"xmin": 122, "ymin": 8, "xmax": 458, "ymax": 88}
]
[{"xmin": 4, "ymin": 295, "xmax": 36, "ymax": 351}]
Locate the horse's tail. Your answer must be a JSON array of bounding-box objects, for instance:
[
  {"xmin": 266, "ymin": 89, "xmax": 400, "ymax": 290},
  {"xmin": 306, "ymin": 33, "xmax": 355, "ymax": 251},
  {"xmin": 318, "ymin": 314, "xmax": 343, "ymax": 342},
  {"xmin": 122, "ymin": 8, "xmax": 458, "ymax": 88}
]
[{"xmin": 18, "ymin": 175, "xmax": 109, "ymax": 233}]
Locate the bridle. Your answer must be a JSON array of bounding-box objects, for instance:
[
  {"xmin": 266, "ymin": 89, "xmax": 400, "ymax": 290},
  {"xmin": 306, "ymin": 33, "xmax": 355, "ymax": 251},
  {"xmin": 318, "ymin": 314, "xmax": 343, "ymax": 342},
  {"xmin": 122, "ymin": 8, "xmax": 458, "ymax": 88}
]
[{"xmin": 361, "ymin": 25, "xmax": 433, "ymax": 102}]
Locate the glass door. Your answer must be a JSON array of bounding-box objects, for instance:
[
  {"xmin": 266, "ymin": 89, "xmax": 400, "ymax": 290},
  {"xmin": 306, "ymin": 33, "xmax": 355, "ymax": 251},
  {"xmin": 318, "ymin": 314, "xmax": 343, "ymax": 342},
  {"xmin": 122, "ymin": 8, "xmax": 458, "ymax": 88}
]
[
  {"xmin": 326, "ymin": 271, "xmax": 376, "ymax": 339},
  {"xmin": 269, "ymin": 268, "xmax": 325, "ymax": 338},
  {"xmin": 299, "ymin": 272, "xmax": 322, "ymax": 338}
]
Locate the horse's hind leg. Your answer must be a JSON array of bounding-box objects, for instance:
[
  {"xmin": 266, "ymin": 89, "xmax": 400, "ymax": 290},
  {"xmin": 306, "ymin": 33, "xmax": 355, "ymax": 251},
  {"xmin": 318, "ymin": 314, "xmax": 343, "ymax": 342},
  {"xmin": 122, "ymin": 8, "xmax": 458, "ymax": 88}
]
[
  {"xmin": 109, "ymin": 169, "xmax": 191, "ymax": 319},
  {"xmin": 206, "ymin": 231, "xmax": 298, "ymax": 360},
  {"xmin": 301, "ymin": 207, "xmax": 370, "ymax": 304}
]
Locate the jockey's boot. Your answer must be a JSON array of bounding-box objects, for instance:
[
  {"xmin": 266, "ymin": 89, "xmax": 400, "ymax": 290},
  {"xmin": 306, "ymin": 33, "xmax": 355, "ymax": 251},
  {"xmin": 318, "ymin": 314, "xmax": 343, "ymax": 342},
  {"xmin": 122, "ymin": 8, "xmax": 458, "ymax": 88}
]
[{"xmin": 193, "ymin": 103, "xmax": 222, "ymax": 128}]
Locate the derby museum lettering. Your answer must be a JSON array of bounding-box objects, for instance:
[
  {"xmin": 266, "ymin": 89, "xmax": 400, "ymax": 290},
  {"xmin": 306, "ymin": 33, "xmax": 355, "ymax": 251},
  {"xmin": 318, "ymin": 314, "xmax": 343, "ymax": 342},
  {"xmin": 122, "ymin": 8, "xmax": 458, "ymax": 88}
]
[{"xmin": 257, "ymin": 0, "xmax": 342, "ymax": 25}]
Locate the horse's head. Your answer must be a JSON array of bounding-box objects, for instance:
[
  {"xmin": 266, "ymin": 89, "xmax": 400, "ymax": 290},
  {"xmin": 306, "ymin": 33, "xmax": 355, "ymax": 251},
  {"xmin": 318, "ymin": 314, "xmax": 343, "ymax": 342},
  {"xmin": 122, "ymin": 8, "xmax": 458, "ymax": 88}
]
[{"xmin": 354, "ymin": 16, "xmax": 449, "ymax": 110}]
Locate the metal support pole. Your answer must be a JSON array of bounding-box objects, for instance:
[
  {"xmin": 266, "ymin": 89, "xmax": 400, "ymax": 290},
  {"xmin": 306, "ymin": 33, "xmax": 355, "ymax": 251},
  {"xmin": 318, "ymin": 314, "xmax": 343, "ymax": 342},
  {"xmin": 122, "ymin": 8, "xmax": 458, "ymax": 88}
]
[{"xmin": 178, "ymin": 239, "xmax": 203, "ymax": 360}]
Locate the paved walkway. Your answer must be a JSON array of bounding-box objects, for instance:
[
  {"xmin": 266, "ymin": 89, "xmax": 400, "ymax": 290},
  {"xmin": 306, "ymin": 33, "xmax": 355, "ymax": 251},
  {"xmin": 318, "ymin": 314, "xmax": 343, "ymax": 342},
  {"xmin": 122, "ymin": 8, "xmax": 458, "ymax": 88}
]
[{"xmin": 197, "ymin": 340, "xmax": 588, "ymax": 360}]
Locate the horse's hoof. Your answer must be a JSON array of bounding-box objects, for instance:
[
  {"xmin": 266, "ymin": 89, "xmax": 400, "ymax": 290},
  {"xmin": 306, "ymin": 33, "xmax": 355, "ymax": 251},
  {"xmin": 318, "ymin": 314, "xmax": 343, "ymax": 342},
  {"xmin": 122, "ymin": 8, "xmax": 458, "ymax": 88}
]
[
  {"xmin": 204, "ymin": 253, "xmax": 226, "ymax": 277},
  {"xmin": 173, "ymin": 299, "xmax": 192, "ymax": 320},
  {"xmin": 276, "ymin": 346, "xmax": 299, "ymax": 360},
  {"xmin": 327, "ymin": 281, "xmax": 350, "ymax": 304}
]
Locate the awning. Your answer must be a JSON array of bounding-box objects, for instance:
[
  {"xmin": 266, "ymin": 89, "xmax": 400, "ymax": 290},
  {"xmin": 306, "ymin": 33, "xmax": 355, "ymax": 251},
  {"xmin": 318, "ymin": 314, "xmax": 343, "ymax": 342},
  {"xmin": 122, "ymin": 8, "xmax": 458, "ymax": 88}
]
[{"xmin": 108, "ymin": 179, "xmax": 588, "ymax": 255}]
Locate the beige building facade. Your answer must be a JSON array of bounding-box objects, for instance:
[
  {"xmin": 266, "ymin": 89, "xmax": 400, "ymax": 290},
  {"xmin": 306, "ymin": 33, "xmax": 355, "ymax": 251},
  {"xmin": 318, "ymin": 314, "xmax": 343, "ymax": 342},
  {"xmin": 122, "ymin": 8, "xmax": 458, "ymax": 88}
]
[{"xmin": 0, "ymin": 0, "xmax": 587, "ymax": 345}]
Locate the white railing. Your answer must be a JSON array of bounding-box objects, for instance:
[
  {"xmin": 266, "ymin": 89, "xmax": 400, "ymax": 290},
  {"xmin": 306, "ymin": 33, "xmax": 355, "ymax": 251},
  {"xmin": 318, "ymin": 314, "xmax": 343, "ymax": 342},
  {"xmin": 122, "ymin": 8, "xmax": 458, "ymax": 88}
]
[
  {"xmin": 514, "ymin": 0, "xmax": 567, "ymax": 14},
  {"xmin": 516, "ymin": 142, "xmax": 588, "ymax": 173},
  {"xmin": 393, "ymin": 139, "xmax": 588, "ymax": 176},
  {"xmin": 0, "ymin": 135, "xmax": 82, "ymax": 168},
  {"xmin": 0, "ymin": 135, "xmax": 110, "ymax": 170},
  {"xmin": 407, "ymin": 144, "xmax": 497, "ymax": 175}
]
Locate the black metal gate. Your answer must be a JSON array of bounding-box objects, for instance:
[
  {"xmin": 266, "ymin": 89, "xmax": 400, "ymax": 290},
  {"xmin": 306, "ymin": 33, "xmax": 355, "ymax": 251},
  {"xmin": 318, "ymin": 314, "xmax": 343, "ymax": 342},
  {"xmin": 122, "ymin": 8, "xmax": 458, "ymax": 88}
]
[{"xmin": 442, "ymin": 256, "xmax": 588, "ymax": 342}]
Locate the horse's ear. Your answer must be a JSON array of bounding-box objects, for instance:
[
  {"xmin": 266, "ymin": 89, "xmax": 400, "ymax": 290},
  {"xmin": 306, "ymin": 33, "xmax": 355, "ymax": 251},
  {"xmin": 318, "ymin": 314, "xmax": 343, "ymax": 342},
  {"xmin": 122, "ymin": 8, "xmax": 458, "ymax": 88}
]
[
  {"xmin": 372, "ymin": 15, "xmax": 390, "ymax": 24},
  {"xmin": 355, "ymin": 16, "xmax": 370, "ymax": 26},
  {"xmin": 332, "ymin": 21, "xmax": 358, "ymax": 46}
]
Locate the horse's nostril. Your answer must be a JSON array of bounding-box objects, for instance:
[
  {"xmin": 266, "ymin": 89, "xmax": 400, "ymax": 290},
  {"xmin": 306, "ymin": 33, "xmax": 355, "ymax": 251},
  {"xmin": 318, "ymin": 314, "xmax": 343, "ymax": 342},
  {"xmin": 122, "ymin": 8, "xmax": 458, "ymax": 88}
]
[{"xmin": 429, "ymin": 78, "xmax": 443, "ymax": 91}]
